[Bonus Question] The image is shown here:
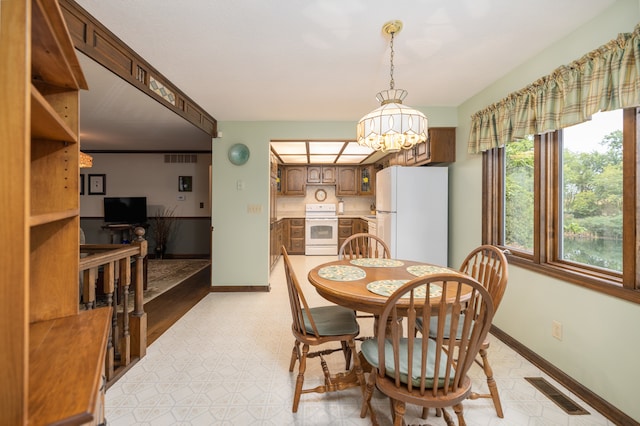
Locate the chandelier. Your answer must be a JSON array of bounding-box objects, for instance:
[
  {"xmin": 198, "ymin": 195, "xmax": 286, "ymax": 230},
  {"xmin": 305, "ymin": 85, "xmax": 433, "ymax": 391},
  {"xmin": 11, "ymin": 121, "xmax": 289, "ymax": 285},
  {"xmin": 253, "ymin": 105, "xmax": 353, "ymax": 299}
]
[
  {"xmin": 79, "ymin": 151, "xmax": 93, "ymax": 168},
  {"xmin": 356, "ymin": 20, "xmax": 428, "ymax": 153}
]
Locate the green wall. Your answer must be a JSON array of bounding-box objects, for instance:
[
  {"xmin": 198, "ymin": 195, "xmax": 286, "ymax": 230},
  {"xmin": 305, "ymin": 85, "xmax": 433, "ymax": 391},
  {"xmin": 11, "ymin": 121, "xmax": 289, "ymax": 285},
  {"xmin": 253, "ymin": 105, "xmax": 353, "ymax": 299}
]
[
  {"xmin": 451, "ymin": 0, "xmax": 640, "ymax": 421},
  {"xmin": 211, "ymin": 109, "xmax": 457, "ymax": 287}
]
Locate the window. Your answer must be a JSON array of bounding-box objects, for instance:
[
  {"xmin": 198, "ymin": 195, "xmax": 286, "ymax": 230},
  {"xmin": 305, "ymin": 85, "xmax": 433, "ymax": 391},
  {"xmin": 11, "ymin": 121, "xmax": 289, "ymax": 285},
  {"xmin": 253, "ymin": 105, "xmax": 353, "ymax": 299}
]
[{"xmin": 483, "ymin": 108, "xmax": 640, "ymax": 301}]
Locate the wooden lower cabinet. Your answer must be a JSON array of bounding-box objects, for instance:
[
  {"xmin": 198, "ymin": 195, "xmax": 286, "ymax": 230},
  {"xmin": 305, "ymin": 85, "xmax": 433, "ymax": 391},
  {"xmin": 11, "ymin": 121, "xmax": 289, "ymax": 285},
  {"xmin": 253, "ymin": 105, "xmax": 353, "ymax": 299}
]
[
  {"xmin": 287, "ymin": 218, "xmax": 305, "ymax": 254},
  {"xmin": 338, "ymin": 218, "xmax": 354, "ymax": 248}
]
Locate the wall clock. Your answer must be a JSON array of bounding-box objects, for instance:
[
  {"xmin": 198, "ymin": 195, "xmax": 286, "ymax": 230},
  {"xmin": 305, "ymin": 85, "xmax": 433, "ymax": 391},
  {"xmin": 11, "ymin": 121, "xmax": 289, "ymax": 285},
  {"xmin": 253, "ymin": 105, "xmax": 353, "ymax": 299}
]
[
  {"xmin": 314, "ymin": 189, "xmax": 327, "ymax": 202},
  {"xmin": 228, "ymin": 143, "xmax": 250, "ymax": 166}
]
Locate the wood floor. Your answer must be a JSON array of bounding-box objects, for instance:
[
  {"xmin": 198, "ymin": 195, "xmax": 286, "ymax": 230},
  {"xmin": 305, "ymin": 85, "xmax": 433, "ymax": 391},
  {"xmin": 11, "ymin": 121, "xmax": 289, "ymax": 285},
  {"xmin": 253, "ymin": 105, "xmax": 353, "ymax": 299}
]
[{"xmin": 145, "ymin": 264, "xmax": 212, "ymax": 345}]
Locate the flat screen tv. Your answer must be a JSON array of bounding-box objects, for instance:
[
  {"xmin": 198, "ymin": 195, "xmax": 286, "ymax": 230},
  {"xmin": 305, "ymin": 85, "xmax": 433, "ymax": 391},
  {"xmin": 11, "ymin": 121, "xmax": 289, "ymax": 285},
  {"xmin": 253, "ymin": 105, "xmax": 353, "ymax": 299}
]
[{"xmin": 103, "ymin": 197, "xmax": 147, "ymax": 224}]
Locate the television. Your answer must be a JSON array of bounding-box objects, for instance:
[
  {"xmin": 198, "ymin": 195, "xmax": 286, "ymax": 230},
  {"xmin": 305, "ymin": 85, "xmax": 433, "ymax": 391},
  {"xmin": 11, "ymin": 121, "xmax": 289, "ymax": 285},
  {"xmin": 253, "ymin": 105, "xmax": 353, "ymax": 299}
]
[{"xmin": 103, "ymin": 197, "xmax": 148, "ymax": 224}]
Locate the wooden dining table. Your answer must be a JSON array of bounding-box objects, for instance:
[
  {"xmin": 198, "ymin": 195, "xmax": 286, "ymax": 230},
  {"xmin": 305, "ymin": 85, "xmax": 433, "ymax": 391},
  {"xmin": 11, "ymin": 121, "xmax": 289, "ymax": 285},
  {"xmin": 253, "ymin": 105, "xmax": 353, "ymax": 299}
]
[{"xmin": 307, "ymin": 257, "xmax": 469, "ymax": 318}]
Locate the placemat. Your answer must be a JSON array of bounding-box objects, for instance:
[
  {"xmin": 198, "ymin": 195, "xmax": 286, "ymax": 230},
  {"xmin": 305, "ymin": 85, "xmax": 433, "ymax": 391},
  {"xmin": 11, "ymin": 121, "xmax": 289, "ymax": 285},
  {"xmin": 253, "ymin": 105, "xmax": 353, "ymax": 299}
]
[
  {"xmin": 317, "ymin": 265, "xmax": 366, "ymax": 281},
  {"xmin": 350, "ymin": 258, "xmax": 404, "ymax": 267},
  {"xmin": 366, "ymin": 280, "xmax": 443, "ymax": 298},
  {"xmin": 406, "ymin": 265, "xmax": 457, "ymax": 277}
]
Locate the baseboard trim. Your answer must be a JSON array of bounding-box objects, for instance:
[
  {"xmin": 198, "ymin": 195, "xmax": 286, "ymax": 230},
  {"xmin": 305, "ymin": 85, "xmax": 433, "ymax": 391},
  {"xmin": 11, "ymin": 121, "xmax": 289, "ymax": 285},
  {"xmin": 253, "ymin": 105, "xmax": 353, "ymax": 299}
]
[
  {"xmin": 491, "ymin": 325, "xmax": 636, "ymax": 425},
  {"xmin": 210, "ymin": 285, "xmax": 271, "ymax": 292}
]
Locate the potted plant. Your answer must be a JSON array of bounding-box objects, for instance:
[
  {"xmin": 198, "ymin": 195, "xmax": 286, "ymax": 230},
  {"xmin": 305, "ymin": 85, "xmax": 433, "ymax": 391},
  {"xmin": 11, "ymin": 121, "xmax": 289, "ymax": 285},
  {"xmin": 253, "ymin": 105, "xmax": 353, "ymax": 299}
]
[{"xmin": 150, "ymin": 206, "xmax": 177, "ymax": 259}]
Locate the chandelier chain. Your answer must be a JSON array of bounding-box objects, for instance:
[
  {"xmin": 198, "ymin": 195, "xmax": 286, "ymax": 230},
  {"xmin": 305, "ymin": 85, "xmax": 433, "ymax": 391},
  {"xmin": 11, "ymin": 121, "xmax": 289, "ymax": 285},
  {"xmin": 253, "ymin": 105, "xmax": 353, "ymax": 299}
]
[{"xmin": 389, "ymin": 31, "xmax": 395, "ymax": 90}]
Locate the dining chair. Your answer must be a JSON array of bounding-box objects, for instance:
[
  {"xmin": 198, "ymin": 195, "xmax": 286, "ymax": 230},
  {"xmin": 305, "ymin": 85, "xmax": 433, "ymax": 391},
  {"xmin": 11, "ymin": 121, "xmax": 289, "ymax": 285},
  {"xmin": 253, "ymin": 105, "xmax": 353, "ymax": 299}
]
[
  {"xmin": 360, "ymin": 273, "xmax": 495, "ymax": 426},
  {"xmin": 417, "ymin": 244, "xmax": 509, "ymax": 418},
  {"xmin": 338, "ymin": 232, "xmax": 391, "ymax": 329},
  {"xmin": 338, "ymin": 232, "xmax": 391, "ymax": 260},
  {"xmin": 281, "ymin": 246, "xmax": 365, "ymax": 412}
]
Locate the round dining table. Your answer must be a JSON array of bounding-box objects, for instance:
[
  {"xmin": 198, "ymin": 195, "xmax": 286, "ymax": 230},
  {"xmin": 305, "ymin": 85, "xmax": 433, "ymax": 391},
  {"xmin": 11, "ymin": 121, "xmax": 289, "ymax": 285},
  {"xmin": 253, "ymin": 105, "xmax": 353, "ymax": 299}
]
[{"xmin": 307, "ymin": 257, "xmax": 469, "ymax": 317}]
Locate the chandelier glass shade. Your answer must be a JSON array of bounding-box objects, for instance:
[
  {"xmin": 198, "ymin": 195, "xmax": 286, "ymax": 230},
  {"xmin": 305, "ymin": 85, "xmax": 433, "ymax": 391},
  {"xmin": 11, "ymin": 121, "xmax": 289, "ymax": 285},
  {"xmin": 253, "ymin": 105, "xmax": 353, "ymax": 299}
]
[
  {"xmin": 356, "ymin": 20, "xmax": 428, "ymax": 153},
  {"xmin": 79, "ymin": 151, "xmax": 93, "ymax": 168}
]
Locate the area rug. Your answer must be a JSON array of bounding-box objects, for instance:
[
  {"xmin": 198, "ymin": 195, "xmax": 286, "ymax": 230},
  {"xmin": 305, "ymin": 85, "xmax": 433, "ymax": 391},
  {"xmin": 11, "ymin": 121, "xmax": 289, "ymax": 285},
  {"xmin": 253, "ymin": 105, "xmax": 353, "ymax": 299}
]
[{"xmin": 143, "ymin": 259, "xmax": 211, "ymax": 303}]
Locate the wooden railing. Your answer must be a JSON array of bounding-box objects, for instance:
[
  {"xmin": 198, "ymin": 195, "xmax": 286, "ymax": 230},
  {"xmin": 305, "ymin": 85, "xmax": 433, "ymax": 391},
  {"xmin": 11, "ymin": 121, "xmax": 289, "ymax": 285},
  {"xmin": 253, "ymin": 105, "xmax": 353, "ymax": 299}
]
[{"xmin": 80, "ymin": 227, "xmax": 148, "ymax": 385}]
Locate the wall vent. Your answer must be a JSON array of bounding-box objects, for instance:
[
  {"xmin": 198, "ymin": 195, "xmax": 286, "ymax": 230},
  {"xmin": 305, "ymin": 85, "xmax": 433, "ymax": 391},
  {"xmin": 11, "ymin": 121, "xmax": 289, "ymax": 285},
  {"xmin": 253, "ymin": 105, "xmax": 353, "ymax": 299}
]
[{"xmin": 164, "ymin": 154, "xmax": 198, "ymax": 164}]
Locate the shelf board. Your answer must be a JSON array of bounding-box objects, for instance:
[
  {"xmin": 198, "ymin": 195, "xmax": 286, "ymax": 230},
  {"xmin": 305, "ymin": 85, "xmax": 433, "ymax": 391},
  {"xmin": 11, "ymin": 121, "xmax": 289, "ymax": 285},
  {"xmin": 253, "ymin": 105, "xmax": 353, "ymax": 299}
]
[
  {"xmin": 31, "ymin": 0, "xmax": 87, "ymax": 90},
  {"xmin": 29, "ymin": 308, "xmax": 111, "ymax": 425},
  {"xmin": 30, "ymin": 86, "xmax": 77, "ymax": 142},
  {"xmin": 30, "ymin": 208, "xmax": 79, "ymax": 227}
]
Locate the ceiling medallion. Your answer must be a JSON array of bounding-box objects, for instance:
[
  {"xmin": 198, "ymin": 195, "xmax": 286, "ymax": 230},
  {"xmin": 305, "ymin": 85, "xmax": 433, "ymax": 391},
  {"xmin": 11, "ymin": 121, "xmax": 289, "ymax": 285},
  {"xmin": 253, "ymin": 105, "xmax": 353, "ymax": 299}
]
[{"xmin": 356, "ymin": 20, "xmax": 428, "ymax": 153}]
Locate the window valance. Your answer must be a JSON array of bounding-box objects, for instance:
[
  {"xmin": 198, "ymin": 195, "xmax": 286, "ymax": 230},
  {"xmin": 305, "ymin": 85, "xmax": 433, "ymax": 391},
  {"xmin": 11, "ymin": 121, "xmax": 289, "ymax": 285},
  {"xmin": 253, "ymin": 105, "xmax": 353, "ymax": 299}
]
[{"xmin": 468, "ymin": 24, "xmax": 640, "ymax": 154}]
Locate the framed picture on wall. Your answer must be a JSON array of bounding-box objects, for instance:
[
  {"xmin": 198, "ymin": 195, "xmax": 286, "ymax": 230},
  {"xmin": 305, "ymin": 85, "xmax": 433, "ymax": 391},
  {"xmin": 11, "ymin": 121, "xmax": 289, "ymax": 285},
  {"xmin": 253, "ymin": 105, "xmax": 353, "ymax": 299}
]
[
  {"xmin": 80, "ymin": 174, "xmax": 85, "ymax": 195},
  {"xmin": 88, "ymin": 174, "xmax": 106, "ymax": 195},
  {"xmin": 179, "ymin": 176, "xmax": 192, "ymax": 192}
]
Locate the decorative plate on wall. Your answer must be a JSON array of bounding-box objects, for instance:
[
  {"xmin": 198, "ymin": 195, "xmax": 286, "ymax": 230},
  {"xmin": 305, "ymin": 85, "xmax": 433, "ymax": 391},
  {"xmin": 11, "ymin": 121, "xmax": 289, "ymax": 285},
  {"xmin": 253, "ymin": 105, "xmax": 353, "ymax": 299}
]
[
  {"xmin": 228, "ymin": 143, "xmax": 250, "ymax": 165},
  {"xmin": 314, "ymin": 189, "xmax": 327, "ymax": 202}
]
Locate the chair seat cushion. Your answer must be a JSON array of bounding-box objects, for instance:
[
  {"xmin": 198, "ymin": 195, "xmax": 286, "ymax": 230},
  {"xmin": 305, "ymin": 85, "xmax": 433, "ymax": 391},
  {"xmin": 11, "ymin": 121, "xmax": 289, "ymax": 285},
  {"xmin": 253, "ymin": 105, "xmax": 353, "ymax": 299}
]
[
  {"xmin": 361, "ymin": 337, "xmax": 448, "ymax": 388},
  {"xmin": 302, "ymin": 305, "xmax": 359, "ymax": 336}
]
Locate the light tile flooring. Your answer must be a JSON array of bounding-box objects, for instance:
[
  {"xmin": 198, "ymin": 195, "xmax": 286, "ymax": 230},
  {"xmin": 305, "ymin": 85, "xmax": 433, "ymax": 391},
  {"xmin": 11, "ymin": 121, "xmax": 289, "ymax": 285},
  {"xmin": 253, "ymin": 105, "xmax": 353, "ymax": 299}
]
[{"xmin": 106, "ymin": 255, "xmax": 615, "ymax": 425}]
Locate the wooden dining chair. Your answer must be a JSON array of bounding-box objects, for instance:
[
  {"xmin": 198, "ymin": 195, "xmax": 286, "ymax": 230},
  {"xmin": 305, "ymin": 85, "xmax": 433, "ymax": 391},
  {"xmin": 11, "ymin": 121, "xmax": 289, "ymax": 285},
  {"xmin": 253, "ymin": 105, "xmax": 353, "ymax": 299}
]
[
  {"xmin": 338, "ymin": 233, "xmax": 391, "ymax": 260},
  {"xmin": 360, "ymin": 273, "xmax": 495, "ymax": 426},
  {"xmin": 338, "ymin": 232, "xmax": 391, "ymax": 327},
  {"xmin": 281, "ymin": 246, "xmax": 365, "ymax": 412},
  {"xmin": 417, "ymin": 244, "xmax": 509, "ymax": 418}
]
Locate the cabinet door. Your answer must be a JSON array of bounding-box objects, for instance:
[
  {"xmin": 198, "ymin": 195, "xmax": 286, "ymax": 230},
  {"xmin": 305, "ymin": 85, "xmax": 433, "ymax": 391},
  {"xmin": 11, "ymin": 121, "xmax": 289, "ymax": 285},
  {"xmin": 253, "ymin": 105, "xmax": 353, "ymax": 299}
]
[
  {"xmin": 427, "ymin": 127, "xmax": 456, "ymax": 164},
  {"xmin": 414, "ymin": 141, "xmax": 428, "ymax": 163},
  {"xmin": 321, "ymin": 166, "xmax": 336, "ymax": 184},
  {"xmin": 307, "ymin": 166, "xmax": 321, "ymax": 184},
  {"xmin": 283, "ymin": 167, "xmax": 306, "ymax": 196},
  {"xmin": 359, "ymin": 165, "xmax": 375, "ymax": 196},
  {"xmin": 336, "ymin": 167, "xmax": 358, "ymax": 196}
]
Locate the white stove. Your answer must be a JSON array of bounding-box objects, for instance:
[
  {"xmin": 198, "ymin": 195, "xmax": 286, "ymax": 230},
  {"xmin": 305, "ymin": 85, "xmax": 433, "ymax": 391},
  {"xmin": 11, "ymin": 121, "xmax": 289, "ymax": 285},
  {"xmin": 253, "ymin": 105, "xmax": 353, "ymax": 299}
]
[{"xmin": 305, "ymin": 203, "xmax": 338, "ymax": 255}]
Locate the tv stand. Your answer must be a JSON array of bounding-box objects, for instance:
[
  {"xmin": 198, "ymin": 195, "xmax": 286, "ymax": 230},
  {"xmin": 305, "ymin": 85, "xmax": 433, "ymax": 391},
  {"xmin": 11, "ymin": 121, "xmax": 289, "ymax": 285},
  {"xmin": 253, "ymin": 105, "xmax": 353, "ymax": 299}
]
[{"xmin": 102, "ymin": 223, "xmax": 137, "ymax": 244}]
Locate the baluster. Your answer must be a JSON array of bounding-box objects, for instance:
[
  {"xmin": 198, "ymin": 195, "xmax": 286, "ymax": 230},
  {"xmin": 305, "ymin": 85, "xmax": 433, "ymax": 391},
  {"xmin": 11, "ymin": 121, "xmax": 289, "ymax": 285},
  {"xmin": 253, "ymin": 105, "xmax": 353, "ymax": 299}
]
[
  {"xmin": 82, "ymin": 267, "xmax": 97, "ymax": 310},
  {"xmin": 130, "ymin": 227, "xmax": 148, "ymax": 359},
  {"xmin": 119, "ymin": 257, "xmax": 131, "ymax": 366},
  {"xmin": 102, "ymin": 261, "xmax": 116, "ymax": 379}
]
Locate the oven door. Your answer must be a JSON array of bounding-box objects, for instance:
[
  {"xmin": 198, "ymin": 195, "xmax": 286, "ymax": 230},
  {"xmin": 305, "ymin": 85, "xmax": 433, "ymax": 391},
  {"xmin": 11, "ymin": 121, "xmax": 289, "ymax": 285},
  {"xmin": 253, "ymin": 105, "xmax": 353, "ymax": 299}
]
[{"xmin": 305, "ymin": 217, "xmax": 338, "ymax": 255}]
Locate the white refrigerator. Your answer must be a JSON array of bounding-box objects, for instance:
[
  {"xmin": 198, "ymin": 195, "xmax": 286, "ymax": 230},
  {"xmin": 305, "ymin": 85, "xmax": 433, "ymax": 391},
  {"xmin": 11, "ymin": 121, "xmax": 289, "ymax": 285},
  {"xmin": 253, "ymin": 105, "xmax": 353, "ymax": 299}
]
[{"xmin": 376, "ymin": 165, "xmax": 448, "ymax": 265}]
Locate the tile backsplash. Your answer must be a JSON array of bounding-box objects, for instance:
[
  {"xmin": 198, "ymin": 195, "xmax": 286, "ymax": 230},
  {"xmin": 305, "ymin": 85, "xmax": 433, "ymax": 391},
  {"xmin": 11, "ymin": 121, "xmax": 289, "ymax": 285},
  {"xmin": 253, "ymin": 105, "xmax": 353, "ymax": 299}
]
[{"xmin": 277, "ymin": 185, "xmax": 374, "ymax": 216}]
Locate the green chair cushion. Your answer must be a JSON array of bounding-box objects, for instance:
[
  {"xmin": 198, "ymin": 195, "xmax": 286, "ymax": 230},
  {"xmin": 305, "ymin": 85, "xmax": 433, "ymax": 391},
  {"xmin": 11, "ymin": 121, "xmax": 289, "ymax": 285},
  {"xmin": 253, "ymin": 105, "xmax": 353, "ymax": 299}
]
[
  {"xmin": 361, "ymin": 337, "xmax": 448, "ymax": 388},
  {"xmin": 302, "ymin": 305, "xmax": 359, "ymax": 336}
]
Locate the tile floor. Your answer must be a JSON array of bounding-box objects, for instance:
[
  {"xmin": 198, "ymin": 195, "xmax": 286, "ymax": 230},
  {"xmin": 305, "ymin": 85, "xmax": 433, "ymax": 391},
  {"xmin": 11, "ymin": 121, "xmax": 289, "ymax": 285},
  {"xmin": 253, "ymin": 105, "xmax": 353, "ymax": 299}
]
[{"xmin": 105, "ymin": 255, "xmax": 616, "ymax": 425}]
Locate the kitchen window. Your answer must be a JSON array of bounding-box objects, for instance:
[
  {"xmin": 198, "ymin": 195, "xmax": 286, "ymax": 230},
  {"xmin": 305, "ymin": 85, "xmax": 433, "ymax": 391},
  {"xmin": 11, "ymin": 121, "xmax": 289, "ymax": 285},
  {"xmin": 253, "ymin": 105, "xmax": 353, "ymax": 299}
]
[{"xmin": 482, "ymin": 108, "xmax": 640, "ymax": 302}]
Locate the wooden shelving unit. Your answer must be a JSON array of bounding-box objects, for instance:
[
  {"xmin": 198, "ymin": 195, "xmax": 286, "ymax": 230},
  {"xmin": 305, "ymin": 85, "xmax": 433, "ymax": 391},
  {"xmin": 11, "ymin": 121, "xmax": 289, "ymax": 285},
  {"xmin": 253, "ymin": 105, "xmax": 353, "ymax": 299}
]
[{"xmin": 1, "ymin": 0, "xmax": 111, "ymax": 424}]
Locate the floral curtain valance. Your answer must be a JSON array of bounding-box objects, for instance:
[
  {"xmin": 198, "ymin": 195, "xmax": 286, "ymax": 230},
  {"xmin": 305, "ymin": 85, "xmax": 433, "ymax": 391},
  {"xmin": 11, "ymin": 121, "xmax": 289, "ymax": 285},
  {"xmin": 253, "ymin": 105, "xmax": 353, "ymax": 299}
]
[{"xmin": 468, "ymin": 24, "xmax": 640, "ymax": 154}]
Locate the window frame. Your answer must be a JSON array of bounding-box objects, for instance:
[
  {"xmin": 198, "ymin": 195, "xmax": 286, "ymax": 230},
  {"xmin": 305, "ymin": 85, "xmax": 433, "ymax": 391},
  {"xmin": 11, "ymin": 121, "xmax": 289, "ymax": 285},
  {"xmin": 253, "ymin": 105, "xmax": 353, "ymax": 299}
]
[{"xmin": 482, "ymin": 108, "xmax": 640, "ymax": 303}]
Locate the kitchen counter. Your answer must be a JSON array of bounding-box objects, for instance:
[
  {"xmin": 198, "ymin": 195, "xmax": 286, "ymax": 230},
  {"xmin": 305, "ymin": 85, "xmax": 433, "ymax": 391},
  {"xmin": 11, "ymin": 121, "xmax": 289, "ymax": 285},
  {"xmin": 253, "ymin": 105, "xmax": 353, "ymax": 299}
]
[{"xmin": 276, "ymin": 212, "xmax": 376, "ymax": 222}]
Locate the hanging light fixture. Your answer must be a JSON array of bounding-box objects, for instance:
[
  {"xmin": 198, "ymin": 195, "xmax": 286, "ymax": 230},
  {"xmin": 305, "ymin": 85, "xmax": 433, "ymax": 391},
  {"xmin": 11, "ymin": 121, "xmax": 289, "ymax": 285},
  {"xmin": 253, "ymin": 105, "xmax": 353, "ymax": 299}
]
[
  {"xmin": 356, "ymin": 20, "xmax": 428, "ymax": 153},
  {"xmin": 79, "ymin": 151, "xmax": 93, "ymax": 168}
]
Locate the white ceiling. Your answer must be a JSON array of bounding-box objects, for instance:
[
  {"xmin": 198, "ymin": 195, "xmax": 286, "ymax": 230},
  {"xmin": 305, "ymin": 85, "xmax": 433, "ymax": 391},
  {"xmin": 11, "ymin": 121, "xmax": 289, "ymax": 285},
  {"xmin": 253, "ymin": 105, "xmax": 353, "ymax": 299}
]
[{"xmin": 74, "ymin": 0, "xmax": 616, "ymax": 156}]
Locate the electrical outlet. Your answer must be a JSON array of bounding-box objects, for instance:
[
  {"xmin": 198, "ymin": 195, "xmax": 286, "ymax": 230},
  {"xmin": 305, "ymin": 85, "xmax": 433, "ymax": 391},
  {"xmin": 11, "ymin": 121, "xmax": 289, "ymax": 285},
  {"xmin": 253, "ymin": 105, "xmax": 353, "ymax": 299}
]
[{"xmin": 552, "ymin": 320, "xmax": 563, "ymax": 341}]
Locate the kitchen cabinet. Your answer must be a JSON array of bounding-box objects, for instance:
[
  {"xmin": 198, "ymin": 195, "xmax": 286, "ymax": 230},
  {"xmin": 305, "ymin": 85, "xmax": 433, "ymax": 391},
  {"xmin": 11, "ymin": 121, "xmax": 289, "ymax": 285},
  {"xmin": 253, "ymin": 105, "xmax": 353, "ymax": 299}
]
[
  {"xmin": 336, "ymin": 167, "xmax": 358, "ymax": 196},
  {"xmin": 285, "ymin": 218, "xmax": 305, "ymax": 254},
  {"xmin": 283, "ymin": 166, "xmax": 306, "ymax": 196},
  {"xmin": 307, "ymin": 166, "xmax": 336, "ymax": 184},
  {"xmin": 379, "ymin": 127, "xmax": 456, "ymax": 167},
  {"xmin": 270, "ymin": 219, "xmax": 285, "ymax": 269},
  {"xmin": 3, "ymin": 1, "xmax": 110, "ymax": 424},
  {"xmin": 338, "ymin": 218, "xmax": 354, "ymax": 248},
  {"xmin": 359, "ymin": 164, "xmax": 376, "ymax": 196}
]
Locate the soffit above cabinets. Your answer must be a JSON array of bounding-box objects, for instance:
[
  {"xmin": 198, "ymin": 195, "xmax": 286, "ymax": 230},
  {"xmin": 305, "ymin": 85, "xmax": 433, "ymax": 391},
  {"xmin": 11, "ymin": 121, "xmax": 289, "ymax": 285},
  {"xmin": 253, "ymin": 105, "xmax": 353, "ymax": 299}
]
[{"xmin": 270, "ymin": 140, "xmax": 386, "ymax": 165}]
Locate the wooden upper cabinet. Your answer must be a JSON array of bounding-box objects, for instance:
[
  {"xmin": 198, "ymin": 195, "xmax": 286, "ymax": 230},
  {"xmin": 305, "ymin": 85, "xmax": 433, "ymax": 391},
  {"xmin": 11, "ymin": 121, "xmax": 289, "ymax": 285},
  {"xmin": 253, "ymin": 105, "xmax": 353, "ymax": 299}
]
[
  {"xmin": 427, "ymin": 127, "xmax": 456, "ymax": 164},
  {"xmin": 283, "ymin": 166, "xmax": 306, "ymax": 196},
  {"xmin": 307, "ymin": 166, "xmax": 336, "ymax": 184},
  {"xmin": 359, "ymin": 164, "xmax": 375, "ymax": 196},
  {"xmin": 380, "ymin": 127, "xmax": 456, "ymax": 167},
  {"xmin": 336, "ymin": 167, "xmax": 358, "ymax": 196}
]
